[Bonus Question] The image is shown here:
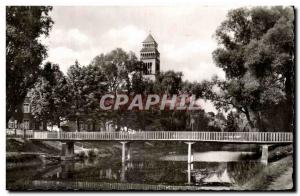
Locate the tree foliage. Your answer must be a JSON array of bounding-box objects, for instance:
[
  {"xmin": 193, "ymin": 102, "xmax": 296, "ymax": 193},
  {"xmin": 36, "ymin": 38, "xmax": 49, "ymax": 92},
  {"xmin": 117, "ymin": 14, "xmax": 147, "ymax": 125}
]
[
  {"xmin": 209, "ymin": 6, "xmax": 294, "ymax": 131},
  {"xmin": 6, "ymin": 6, "xmax": 53, "ymax": 122},
  {"xmin": 30, "ymin": 62, "xmax": 68, "ymax": 128},
  {"xmin": 66, "ymin": 60, "xmax": 108, "ymax": 131}
]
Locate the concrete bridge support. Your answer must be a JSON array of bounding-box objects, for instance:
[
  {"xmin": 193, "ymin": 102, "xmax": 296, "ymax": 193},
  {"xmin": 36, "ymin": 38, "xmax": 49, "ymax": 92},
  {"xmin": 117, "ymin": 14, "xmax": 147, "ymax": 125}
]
[
  {"xmin": 185, "ymin": 142, "xmax": 195, "ymax": 164},
  {"xmin": 120, "ymin": 141, "xmax": 130, "ymax": 163},
  {"xmin": 120, "ymin": 162, "xmax": 127, "ymax": 183},
  {"xmin": 187, "ymin": 163, "xmax": 192, "ymax": 184},
  {"xmin": 61, "ymin": 162, "xmax": 75, "ymax": 179},
  {"xmin": 261, "ymin": 145, "xmax": 269, "ymax": 165},
  {"xmin": 61, "ymin": 142, "xmax": 75, "ymax": 161}
]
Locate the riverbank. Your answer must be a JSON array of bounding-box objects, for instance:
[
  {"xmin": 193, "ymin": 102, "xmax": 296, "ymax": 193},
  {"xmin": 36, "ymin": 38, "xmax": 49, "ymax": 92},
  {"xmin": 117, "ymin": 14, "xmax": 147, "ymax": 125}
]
[
  {"xmin": 6, "ymin": 139, "xmax": 121, "ymax": 166},
  {"xmin": 240, "ymin": 144, "xmax": 293, "ymax": 190},
  {"xmin": 6, "ymin": 138, "xmax": 60, "ymax": 154}
]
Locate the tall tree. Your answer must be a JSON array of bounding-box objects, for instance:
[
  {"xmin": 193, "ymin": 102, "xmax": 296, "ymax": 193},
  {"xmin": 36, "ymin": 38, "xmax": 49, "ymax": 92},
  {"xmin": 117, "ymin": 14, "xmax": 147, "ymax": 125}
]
[
  {"xmin": 30, "ymin": 62, "xmax": 68, "ymax": 129},
  {"xmin": 6, "ymin": 6, "xmax": 53, "ymax": 122},
  {"xmin": 66, "ymin": 61, "xmax": 87, "ymax": 132},
  {"xmin": 154, "ymin": 71, "xmax": 183, "ymax": 94},
  {"xmin": 225, "ymin": 111, "xmax": 239, "ymax": 132},
  {"xmin": 210, "ymin": 6, "xmax": 294, "ymax": 131},
  {"xmin": 90, "ymin": 49, "xmax": 144, "ymax": 130},
  {"xmin": 66, "ymin": 61, "xmax": 107, "ymax": 131},
  {"xmin": 91, "ymin": 48, "xmax": 140, "ymax": 94}
]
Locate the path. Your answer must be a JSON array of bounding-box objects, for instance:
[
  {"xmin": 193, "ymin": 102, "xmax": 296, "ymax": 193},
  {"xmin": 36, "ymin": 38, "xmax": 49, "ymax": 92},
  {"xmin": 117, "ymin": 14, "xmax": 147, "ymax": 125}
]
[{"xmin": 268, "ymin": 167, "xmax": 293, "ymax": 190}]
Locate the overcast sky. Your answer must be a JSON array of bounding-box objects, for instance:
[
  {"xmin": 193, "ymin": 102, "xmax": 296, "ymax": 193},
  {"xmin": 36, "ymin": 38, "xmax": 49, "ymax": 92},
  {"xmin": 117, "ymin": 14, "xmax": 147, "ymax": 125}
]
[
  {"xmin": 44, "ymin": 6, "xmax": 239, "ymax": 112},
  {"xmin": 43, "ymin": 6, "xmax": 242, "ymax": 82}
]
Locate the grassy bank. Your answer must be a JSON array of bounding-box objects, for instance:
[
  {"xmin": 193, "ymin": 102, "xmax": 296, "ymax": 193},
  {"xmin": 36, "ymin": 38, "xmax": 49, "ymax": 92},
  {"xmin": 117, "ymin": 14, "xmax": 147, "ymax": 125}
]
[
  {"xmin": 6, "ymin": 139, "xmax": 60, "ymax": 154},
  {"xmin": 6, "ymin": 139, "xmax": 61, "ymax": 168},
  {"xmin": 240, "ymin": 144, "xmax": 293, "ymax": 190}
]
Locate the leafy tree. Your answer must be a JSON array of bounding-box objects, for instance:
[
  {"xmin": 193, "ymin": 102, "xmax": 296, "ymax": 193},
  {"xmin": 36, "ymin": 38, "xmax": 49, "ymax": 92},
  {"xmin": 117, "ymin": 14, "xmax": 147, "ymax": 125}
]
[
  {"xmin": 225, "ymin": 111, "xmax": 239, "ymax": 132},
  {"xmin": 90, "ymin": 49, "xmax": 145, "ymax": 130},
  {"xmin": 154, "ymin": 71, "xmax": 183, "ymax": 94},
  {"xmin": 91, "ymin": 48, "xmax": 141, "ymax": 94},
  {"xmin": 148, "ymin": 71, "xmax": 188, "ymax": 131},
  {"xmin": 209, "ymin": 6, "xmax": 294, "ymax": 131},
  {"xmin": 66, "ymin": 61, "xmax": 86, "ymax": 131},
  {"xmin": 30, "ymin": 62, "xmax": 68, "ymax": 129},
  {"xmin": 6, "ymin": 6, "xmax": 53, "ymax": 122},
  {"xmin": 66, "ymin": 61, "xmax": 107, "ymax": 131},
  {"xmin": 188, "ymin": 110, "xmax": 210, "ymax": 131},
  {"xmin": 207, "ymin": 112, "xmax": 226, "ymax": 132}
]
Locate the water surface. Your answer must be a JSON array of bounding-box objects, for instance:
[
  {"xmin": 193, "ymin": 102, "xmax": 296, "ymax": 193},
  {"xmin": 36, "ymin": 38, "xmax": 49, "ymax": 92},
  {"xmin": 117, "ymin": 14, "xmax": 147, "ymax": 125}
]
[{"xmin": 7, "ymin": 151, "xmax": 263, "ymax": 190}]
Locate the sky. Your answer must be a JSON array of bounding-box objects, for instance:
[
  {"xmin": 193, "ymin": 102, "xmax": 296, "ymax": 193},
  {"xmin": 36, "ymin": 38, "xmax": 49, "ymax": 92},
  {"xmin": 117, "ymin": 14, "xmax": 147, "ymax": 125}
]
[
  {"xmin": 43, "ymin": 6, "xmax": 241, "ymax": 81},
  {"xmin": 43, "ymin": 6, "xmax": 238, "ymax": 112}
]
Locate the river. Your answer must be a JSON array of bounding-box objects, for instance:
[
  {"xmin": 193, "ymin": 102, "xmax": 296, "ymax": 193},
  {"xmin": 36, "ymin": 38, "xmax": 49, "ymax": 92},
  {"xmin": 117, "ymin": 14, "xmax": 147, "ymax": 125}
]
[{"xmin": 7, "ymin": 150, "xmax": 265, "ymax": 191}]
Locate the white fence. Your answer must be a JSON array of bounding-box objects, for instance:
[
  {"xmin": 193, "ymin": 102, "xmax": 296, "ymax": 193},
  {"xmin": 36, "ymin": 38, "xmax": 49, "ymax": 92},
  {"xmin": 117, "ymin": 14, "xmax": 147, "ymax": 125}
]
[
  {"xmin": 26, "ymin": 131, "xmax": 293, "ymax": 143},
  {"xmin": 6, "ymin": 129, "xmax": 293, "ymax": 143}
]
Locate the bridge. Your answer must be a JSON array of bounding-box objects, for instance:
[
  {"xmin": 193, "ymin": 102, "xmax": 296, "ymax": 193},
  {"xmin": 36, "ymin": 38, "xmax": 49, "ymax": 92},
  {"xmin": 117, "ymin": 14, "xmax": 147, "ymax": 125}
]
[
  {"xmin": 7, "ymin": 130, "xmax": 293, "ymax": 143},
  {"xmin": 6, "ymin": 129, "xmax": 293, "ymax": 165}
]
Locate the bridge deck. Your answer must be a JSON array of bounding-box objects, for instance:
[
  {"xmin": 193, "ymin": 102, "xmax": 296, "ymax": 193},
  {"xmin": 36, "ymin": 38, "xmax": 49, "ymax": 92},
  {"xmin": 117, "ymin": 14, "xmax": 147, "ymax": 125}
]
[{"xmin": 6, "ymin": 130, "xmax": 293, "ymax": 143}]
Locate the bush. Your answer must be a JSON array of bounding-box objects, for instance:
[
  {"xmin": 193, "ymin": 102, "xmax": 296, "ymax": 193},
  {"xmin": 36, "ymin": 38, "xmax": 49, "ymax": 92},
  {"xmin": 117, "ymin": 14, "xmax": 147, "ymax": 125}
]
[
  {"xmin": 88, "ymin": 149, "xmax": 97, "ymax": 158},
  {"xmin": 77, "ymin": 151, "xmax": 86, "ymax": 160},
  {"xmin": 6, "ymin": 154, "xmax": 38, "ymax": 163}
]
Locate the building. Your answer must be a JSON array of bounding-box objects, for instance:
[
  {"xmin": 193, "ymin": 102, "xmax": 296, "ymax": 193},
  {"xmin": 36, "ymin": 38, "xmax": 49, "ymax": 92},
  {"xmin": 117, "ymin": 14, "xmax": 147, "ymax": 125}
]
[
  {"xmin": 7, "ymin": 96, "xmax": 42, "ymax": 130},
  {"xmin": 140, "ymin": 33, "xmax": 160, "ymax": 80}
]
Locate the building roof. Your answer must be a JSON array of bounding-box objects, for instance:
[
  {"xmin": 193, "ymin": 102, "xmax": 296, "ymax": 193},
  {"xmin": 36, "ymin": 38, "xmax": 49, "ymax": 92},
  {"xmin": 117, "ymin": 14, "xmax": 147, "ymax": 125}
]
[
  {"xmin": 142, "ymin": 34, "xmax": 157, "ymax": 43},
  {"xmin": 140, "ymin": 48, "xmax": 159, "ymax": 53}
]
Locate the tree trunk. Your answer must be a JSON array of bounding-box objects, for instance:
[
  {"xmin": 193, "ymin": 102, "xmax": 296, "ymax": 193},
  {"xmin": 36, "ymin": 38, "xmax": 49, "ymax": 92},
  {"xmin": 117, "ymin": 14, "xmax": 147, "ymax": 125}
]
[
  {"xmin": 57, "ymin": 118, "xmax": 61, "ymax": 128},
  {"xmin": 255, "ymin": 111, "xmax": 263, "ymax": 132},
  {"xmin": 92, "ymin": 122, "xmax": 96, "ymax": 132},
  {"xmin": 284, "ymin": 70, "xmax": 294, "ymax": 132},
  {"xmin": 244, "ymin": 107, "xmax": 255, "ymax": 130},
  {"xmin": 76, "ymin": 118, "xmax": 80, "ymax": 132},
  {"xmin": 43, "ymin": 120, "xmax": 47, "ymax": 131}
]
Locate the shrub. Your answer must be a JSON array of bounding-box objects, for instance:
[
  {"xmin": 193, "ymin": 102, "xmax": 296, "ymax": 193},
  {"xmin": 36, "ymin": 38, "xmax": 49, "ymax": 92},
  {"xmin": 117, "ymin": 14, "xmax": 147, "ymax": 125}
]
[
  {"xmin": 88, "ymin": 149, "xmax": 97, "ymax": 158},
  {"xmin": 77, "ymin": 151, "xmax": 86, "ymax": 160}
]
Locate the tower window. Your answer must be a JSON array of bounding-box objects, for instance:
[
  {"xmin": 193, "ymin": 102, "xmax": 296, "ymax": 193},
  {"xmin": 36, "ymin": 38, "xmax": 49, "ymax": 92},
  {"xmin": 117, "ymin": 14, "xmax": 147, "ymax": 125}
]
[{"xmin": 23, "ymin": 103, "xmax": 30, "ymax": 113}]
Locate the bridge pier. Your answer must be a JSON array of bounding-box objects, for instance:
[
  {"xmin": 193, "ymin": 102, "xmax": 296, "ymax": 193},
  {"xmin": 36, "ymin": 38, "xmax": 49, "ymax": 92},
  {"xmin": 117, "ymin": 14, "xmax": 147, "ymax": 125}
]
[
  {"xmin": 187, "ymin": 162, "xmax": 193, "ymax": 184},
  {"xmin": 120, "ymin": 141, "xmax": 130, "ymax": 163},
  {"xmin": 120, "ymin": 162, "xmax": 127, "ymax": 183},
  {"xmin": 261, "ymin": 145, "xmax": 269, "ymax": 165},
  {"xmin": 61, "ymin": 162, "xmax": 75, "ymax": 179},
  {"xmin": 61, "ymin": 142, "xmax": 75, "ymax": 161},
  {"xmin": 185, "ymin": 142, "xmax": 195, "ymax": 164}
]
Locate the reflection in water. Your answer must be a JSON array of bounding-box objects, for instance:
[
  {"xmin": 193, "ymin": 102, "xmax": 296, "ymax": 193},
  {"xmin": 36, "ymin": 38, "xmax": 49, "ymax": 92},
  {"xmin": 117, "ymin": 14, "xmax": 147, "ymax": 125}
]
[
  {"xmin": 7, "ymin": 151, "xmax": 265, "ymax": 190},
  {"xmin": 187, "ymin": 163, "xmax": 192, "ymax": 184},
  {"xmin": 162, "ymin": 151, "xmax": 255, "ymax": 162},
  {"xmin": 121, "ymin": 163, "xmax": 126, "ymax": 183}
]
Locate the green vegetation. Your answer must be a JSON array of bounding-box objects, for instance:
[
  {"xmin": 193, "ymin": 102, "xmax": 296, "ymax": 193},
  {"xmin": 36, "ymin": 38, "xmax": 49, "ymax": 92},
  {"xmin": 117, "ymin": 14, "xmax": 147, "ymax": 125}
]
[
  {"xmin": 87, "ymin": 149, "xmax": 97, "ymax": 158},
  {"xmin": 6, "ymin": 153, "xmax": 40, "ymax": 163},
  {"xmin": 6, "ymin": 6, "xmax": 53, "ymax": 123},
  {"xmin": 241, "ymin": 155, "xmax": 293, "ymax": 190},
  {"xmin": 268, "ymin": 144, "xmax": 293, "ymax": 162},
  {"xmin": 205, "ymin": 6, "xmax": 294, "ymax": 132},
  {"xmin": 6, "ymin": 139, "xmax": 59, "ymax": 154},
  {"xmin": 236, "ymin": 144, "xmax": 293, "ymax": 190},
  {"xmin": 76, "ymin": 151, "xmax": 87, "ymax": 160}
]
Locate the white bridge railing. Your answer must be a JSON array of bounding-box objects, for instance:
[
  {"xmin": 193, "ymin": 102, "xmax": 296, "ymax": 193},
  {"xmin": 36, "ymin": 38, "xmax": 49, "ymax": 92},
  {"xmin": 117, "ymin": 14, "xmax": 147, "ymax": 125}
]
[
  {"xmin": 6, "ymin": 129, "xmax": 293, "ymax": 143},
  {"xmin": 33, "ymin": 131, "xmax": 292, "ymax": 143},
  {"xmin": 6, "ymin": 129, "xmax": 34, "ymax": 138}
]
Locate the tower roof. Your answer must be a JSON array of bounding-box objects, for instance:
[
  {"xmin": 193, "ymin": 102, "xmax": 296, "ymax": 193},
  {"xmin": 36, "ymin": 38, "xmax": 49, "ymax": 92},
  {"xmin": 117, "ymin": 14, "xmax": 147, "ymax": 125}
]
[
  {"xmin": 142, "ymin": 34, "xmax": 157, "ymax": 44},
  {"xmin": 140, "ymin": 48, "xmax": 159, "ymax": 53}
]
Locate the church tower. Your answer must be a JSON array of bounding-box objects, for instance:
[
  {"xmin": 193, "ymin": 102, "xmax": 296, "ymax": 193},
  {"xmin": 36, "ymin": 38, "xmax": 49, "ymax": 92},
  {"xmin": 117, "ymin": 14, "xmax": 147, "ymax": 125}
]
[{"xmin": 140, "ymin": 33, "xmax": 160, "ymax": 80}]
